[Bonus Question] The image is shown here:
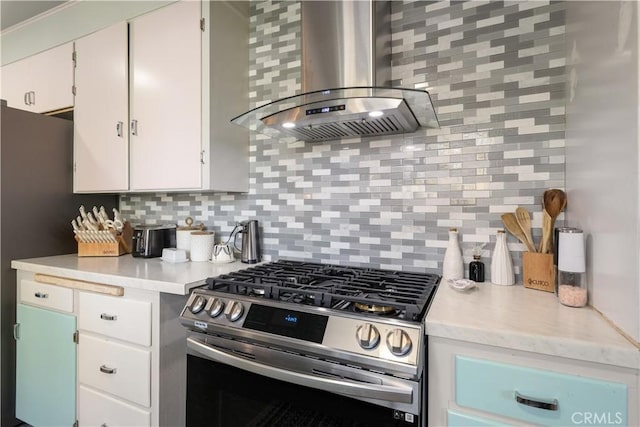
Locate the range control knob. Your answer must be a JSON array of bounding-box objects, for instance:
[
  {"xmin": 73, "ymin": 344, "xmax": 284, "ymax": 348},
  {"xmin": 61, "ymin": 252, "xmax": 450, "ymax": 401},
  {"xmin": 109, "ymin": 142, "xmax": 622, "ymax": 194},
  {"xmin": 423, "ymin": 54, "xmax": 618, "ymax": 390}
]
[
  {"xmin": 205, "ymin": 297, "xmax": 225, "ymax": 318},
  {"xmin": 386, "ymin": 329, "xmax": 412, "ymax": 357},
  {"xmin": 355, "ymin": 323, "xmax": 380, "ymax": 349},
  {"xmin": 189, "ymin": 295, "xmax": 206, "ymax": 314},
  {"xmin": 224, "ymin": 300, "xmax": 244, "ymax": 322}
]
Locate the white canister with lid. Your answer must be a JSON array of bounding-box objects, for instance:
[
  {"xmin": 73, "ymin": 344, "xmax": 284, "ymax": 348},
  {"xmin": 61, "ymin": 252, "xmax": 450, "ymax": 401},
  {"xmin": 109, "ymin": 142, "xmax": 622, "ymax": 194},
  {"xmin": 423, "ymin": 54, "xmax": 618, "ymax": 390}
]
[
  {"xmin": 190, "ymin": 231, "xmax": 215, "ymax": 262},
  {"xmin": 176, "ymin": 217, "xmax": 203, "ymax": 259}
]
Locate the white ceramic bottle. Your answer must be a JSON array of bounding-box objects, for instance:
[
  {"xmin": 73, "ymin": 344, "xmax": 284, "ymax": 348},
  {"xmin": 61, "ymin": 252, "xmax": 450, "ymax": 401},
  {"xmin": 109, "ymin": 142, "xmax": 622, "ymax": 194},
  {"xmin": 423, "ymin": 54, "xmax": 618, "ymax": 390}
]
[
  {"xmin": 491, "ymin": 230, "xmax": 515, "ymax": 285},
  {"xmin": 442, "ymin": 228, "xmax": 464, "ymax": 281}
]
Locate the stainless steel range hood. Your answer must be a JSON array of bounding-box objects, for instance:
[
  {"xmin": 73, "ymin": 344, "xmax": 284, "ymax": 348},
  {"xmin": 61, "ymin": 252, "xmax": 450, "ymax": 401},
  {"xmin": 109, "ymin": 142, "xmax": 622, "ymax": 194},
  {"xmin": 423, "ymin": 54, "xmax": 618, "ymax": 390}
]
[{"xmin": 231, "ymin": 0, "xmax": 439, "ymax": 143}]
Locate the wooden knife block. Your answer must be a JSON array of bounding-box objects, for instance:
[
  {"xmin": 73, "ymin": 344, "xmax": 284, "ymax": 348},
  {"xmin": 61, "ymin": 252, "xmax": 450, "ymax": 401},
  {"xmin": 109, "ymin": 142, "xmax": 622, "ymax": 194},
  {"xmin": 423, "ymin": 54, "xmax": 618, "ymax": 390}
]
[{"xmin": 76, "ymin": 222, "xmax": 133, "ymax": 257}]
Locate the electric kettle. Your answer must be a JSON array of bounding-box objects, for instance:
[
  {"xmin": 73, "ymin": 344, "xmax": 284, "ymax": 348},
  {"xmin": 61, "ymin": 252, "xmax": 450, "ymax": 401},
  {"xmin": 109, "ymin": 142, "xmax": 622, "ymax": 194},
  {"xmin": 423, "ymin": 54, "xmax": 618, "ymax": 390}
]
[{"xmin": 233, "ymin": 220, "xmax": 261, "ymax": 264}]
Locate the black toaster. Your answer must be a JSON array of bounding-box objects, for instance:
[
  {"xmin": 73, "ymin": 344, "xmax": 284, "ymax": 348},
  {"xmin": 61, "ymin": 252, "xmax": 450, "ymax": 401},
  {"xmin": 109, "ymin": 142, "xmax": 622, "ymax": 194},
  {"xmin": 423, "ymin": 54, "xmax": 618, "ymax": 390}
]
[{"xmin": 131, "ymin": 225, "xmax": 177, "ymax": 258}]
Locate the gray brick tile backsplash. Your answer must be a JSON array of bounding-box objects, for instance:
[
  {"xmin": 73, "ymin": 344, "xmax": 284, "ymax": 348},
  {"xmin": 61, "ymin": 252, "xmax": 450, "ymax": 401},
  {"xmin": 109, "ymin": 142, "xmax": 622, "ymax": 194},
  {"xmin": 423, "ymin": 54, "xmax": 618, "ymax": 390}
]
[{"xmin": 120, "ymin": 0, "xmax": 566, "ymax": 280}]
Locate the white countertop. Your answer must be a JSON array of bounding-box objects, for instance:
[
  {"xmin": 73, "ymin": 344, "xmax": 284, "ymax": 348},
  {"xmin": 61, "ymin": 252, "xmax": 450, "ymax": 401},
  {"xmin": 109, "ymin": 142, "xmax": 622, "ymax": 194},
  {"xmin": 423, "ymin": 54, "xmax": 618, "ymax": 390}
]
[
  {"xmin": 12, "ymin": 255, "xmax": 640, "ymax": 369},
  {"xmin": 12, "ymin": 254, "xmax": 256, "ymax": 295},
  {"xmin": 426, "ymin": 281, "xmax": 640, "ymax": 369}
]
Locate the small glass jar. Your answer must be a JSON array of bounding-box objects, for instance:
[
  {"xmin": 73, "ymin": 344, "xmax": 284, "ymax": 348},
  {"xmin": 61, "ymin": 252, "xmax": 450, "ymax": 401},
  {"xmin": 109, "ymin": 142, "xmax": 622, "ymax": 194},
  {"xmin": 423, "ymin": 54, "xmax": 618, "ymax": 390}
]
[
  {"xmin": 469, "ymin": 255, "xmax": 485, "ymax": 282},
  {"xmin": 557, "ymin": 229, "xmax": 587, "ymax": 308}
]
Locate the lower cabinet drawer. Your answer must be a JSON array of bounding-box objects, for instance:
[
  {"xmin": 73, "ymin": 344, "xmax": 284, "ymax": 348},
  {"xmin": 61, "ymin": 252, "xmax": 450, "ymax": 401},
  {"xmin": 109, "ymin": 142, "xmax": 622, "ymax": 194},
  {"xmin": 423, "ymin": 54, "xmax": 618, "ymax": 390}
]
[
  {"xmin": 455, "ymin": 356, "xmax": 628, "ymax": 426},
  {"xmin": 448, "ymin": 410, "xmax": 513, "ymax": 427},
  {"xmin": 79, "ymin": 333, "xmax": 151, "ymax": 407},
  {"xmin": 79, "ymin": 291, "xmax": 152, "ymax": 346},
  {"xmin": 79, "ymin": 385, "xmax": 150, "ymax": 427},
  {"xmin": 20, "ymin": 280, "xmax": 73, "ymax": 312}
]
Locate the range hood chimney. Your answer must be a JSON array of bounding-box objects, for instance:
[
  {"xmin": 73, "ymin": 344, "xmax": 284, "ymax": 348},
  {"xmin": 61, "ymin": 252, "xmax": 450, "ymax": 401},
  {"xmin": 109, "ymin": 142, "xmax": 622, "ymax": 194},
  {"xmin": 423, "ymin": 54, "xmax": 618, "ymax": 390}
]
[{"xmin": 231, "ymin": 0, "xmax": 439, "ymax": 142}]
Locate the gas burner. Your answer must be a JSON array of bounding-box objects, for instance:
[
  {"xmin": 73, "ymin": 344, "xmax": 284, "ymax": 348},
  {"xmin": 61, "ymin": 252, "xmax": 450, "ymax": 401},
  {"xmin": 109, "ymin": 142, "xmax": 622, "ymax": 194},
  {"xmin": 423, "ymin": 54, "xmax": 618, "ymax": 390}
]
[
  {"xmin": 353, "ymin": 293, "xmax": 398, "ymax": 315},
  {"xmin": 204, "ymin": 260, "xmax": 440, "ymax": 321},
  {"xmin": 279, "ymin": 292, "xmax": 316, "ymax": 305},
  {"xmin": 251, "ymin": 288, "xmax": 266, "ymax": 297}
]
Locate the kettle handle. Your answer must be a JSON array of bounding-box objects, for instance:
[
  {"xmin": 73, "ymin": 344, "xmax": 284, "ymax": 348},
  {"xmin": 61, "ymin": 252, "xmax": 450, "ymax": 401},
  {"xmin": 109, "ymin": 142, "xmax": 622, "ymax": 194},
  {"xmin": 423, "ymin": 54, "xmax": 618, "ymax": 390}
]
[
  {"xmin": 227, "ymin": 224, "xmax": 243, "ymax": 252},
  {"xmin": 233, "ymin": 230, "xmax": 243, "ymax": 252}
]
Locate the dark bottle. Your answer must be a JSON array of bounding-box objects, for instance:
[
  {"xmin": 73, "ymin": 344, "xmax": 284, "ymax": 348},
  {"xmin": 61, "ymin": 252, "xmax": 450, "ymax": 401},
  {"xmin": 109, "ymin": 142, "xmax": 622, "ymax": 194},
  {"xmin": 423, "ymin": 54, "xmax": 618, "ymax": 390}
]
[{"xmin": 469, "ymin": 255, "xmax": 485, "ymax": 282}]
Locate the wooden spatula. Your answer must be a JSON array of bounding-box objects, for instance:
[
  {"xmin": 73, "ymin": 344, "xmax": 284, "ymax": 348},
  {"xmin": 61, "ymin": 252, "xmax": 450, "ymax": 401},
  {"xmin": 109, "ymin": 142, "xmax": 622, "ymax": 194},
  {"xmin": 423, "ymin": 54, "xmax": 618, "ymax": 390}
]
[
  {"xmin": 501, "ymin": 213, "xmax": 536, "ymax": 252},
  {"xmin": 515, "ymin": 207, "xmax": 536, "ymax": 253}
]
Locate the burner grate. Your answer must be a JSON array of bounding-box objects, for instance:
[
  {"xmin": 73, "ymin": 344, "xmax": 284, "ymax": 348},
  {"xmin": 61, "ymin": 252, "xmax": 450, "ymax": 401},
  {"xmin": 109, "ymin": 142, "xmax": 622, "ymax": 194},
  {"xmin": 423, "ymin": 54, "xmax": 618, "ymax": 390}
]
[{"xmin": 205, "ymin": 260, "xmax": 440, "ymax": 321}]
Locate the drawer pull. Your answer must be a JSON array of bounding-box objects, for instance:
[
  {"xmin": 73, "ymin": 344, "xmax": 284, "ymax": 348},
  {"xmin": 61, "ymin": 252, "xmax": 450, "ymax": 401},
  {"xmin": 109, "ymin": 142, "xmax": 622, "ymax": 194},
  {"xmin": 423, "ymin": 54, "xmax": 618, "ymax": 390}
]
[
  {"xmin": 100, "ymin": 313, "xmax": 117, "ymax": 321},
  {"xmin": 515, "ymin": 391, "xmax": 558, "ymax": 411},
  {"xmin": 99, "ymin": 365, "xmax": 117, "ymax": 375},
  {"xmin": 34, "ymin": 292, "xmax": 49, "ymax": 299}
]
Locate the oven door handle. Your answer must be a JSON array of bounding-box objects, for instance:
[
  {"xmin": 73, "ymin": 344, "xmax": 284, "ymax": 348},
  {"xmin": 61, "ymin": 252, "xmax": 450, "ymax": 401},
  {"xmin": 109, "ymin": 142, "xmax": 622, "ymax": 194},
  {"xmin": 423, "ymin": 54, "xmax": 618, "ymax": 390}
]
[{"xmin": 187, "ymin": 337, "xmax": 413, "ymax": 404}]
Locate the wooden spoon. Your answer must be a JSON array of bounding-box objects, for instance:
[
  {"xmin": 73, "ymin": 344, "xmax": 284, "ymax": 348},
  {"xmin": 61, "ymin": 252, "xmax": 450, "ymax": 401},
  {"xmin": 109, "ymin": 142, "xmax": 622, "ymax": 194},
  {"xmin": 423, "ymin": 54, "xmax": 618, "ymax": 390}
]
[
  {"xmin": 540, "ymin": 189, "xmax": 567, "ymax": 253},
  {"xmin": 501, "ymin": 213, "xmax": 537, "ymax": 252},
  {"xmin": 515, "ymin": 207, "xmax": 536, "ymax": 252}
]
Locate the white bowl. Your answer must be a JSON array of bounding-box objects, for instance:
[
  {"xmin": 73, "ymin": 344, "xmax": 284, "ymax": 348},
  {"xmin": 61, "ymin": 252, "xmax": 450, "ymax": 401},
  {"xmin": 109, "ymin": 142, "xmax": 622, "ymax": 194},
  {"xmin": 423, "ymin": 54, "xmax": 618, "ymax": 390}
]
[{"xmin": 161, "ymin": 248, "xmax": 188, "ymax": 263}]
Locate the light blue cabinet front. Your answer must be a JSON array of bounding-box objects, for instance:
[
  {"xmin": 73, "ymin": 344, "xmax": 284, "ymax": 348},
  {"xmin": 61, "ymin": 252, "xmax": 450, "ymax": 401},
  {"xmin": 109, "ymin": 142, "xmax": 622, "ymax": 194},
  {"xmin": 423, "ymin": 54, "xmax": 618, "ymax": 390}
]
[
  {"xmin": 16, "ymin": 303, "xmax": 76, "ymax": 427},
  {"xmin": 448, "ymin": 410, "xmax": 513, "ymax": 426},
  {"xmin": 455, "ymin": 356, "xmax": 627, "ymax": 427}
]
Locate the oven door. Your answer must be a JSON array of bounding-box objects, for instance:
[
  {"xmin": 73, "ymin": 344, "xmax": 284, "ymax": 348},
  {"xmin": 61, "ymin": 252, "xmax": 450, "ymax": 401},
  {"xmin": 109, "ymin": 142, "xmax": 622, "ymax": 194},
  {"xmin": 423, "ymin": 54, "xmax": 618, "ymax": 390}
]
[{"xmin": 186, "ymin": 332, "xmax": 423, "ymax": 426}]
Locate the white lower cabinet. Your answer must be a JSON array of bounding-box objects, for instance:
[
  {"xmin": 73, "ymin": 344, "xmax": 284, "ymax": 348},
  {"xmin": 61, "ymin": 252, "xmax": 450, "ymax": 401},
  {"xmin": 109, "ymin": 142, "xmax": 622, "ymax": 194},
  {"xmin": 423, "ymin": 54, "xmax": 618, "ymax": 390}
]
[
  {"xmin": 79, "ymin": 333, "xmax": 151, "ymax": 407},
  {"xmin": 79, "ymin": 386, "xmax": 150, "ymax": 427},
  {"xmin": 15, "ymin": 270, "xmax": 189, "ymax": 426},
  {"xmin": 428, "ymin": 336, "xmax": 639, "ymax": 427}
]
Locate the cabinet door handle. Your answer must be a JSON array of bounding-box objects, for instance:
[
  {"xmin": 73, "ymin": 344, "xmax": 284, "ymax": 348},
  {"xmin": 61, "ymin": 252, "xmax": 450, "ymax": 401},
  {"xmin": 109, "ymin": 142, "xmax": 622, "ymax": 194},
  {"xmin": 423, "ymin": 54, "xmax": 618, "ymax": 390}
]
[
  {"xmin": 116, "ymin": 121, "xmax": 124, "ymax": 137},
  {"xmin": 515, "ymin": 391, "xmax": 558, "ymax": 411},
  {"xmin": 24, "ymin": 92, "xmax": 29, "ymax": 105},
  {"xmin": 100, "ymin": 313, "xmax": 117, "ymax": 321},
  {"xmin": 130, "ymin": 119, "xmax": 138, "ymax": 136},
  {"xmin": 34, "ymin": 292, "xmax": 49, "ymax": 299},
  {"xmin": 13, "ymin": 324, "xmax": 20, "ymax": 340},
  {"xmin": 29, "ymin": 91, "xmax": 35, "ymax": 105},
  {"xmin": 99, "ymin": 365, "xmax": 117, "ymax": 374}
]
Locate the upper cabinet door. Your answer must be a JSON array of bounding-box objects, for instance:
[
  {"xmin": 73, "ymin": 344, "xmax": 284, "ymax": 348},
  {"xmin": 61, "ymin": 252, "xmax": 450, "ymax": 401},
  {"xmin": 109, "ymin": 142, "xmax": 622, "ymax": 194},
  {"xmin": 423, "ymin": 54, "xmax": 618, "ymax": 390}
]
[
  {"xmin": 74, "ymin": 22, "xmax": 129, "ymax": 193},
  {"xmin": 129, "ymin": 1, "xmax": 202, "ymax": 191},
  {"xmin": 1, "ymin": 43, "xmax": 74, "ymax": 114}
]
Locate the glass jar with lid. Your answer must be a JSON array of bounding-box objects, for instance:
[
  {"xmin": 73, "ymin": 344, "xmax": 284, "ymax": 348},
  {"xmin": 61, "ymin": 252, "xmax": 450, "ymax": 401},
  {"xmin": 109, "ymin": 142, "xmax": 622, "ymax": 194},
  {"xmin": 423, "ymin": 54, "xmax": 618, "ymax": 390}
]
[{"xmin": 557, "ymin": 228, "xmax": 587, "ymax": 307}]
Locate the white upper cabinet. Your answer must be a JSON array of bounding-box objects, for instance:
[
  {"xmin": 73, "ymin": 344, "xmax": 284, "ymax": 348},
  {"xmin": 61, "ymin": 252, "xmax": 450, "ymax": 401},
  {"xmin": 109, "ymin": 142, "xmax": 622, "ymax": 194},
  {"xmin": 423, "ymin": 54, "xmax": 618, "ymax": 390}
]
[
  {"xmin": 74, "ymin": 22, "xmax": 129, "ymax": 193},
  {"xmin": 129, "ymin": 1, "xmax": 203, "ymax": 191},
  {"xmin": 71, "ymin": 0, "xmax": 248, "ymax": 193},
  {"xmin": 1, "ymin": 42, "xmax": 74, "ymax": 114}
]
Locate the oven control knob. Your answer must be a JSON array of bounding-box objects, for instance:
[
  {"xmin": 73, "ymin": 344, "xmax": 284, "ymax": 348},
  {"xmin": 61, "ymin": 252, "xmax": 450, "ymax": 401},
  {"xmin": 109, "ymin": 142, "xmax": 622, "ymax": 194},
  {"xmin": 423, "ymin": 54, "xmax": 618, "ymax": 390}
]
[
  {"xmin": 206, "ymin": 297, "xmax": 225, "ymax": 318},
  {"xmin": 189, "ymin": 295, "xmax": 206, "ymax": 314},
  {"xmin": 386, "ymin": 329, "xmax": 412, "ymax": 357},
  {"xmin": 356, "ymin": 323, "xmax": 380, "ymax": 349},
  {"xmin": 224, "ymin": 300, "xmax": 244, "ymax": 322}
]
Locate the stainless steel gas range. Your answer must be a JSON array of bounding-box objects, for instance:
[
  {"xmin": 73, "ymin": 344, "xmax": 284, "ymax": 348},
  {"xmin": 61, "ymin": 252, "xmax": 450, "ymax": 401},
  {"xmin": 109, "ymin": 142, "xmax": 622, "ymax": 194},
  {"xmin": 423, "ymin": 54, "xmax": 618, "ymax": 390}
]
[{"xmin": 180, "ymin": 260, "xmax": 440, "ymax": 426}]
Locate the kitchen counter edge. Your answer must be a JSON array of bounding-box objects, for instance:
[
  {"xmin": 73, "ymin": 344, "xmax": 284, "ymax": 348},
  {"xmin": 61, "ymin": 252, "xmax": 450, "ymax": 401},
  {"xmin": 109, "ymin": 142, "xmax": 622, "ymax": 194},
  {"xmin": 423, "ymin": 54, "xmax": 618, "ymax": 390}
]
[
  {"xmin": 11, "ymin": 254, "xmax": 258, "ymax": 295},
  {"xmin": 425, "ymin": 282, "xmax": 640, "ymax": 370}
]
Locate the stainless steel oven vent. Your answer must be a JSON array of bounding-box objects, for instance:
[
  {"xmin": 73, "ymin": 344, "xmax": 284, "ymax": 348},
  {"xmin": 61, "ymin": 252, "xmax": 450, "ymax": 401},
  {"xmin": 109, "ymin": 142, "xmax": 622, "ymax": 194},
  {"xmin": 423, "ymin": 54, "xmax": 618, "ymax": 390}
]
[
  {"xmin": 231, "ymin": 1, "xmax": 439, "ymax": 143},
  {"xmin": 282, "ymin": 115, "xmax": 408, "ymax": 142}
]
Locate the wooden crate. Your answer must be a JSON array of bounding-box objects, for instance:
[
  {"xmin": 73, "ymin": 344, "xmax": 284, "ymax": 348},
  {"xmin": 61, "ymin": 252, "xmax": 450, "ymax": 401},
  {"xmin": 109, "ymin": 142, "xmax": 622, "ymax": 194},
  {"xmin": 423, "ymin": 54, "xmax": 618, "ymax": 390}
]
[{"xmin": 76, "ymin": 222, "xmax": 133, "ymax": 257}]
